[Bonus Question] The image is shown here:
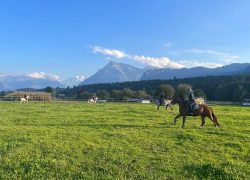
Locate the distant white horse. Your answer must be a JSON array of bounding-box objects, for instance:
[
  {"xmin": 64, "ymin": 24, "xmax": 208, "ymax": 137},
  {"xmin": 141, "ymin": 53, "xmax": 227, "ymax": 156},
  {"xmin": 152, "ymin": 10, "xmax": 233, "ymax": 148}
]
[
  {"xmin": 20, "ymin": 96, "xmax": 30, "ymax": 104},
  {"xmin": 155, "ymin": 99, "xmax": 173, "ymax": 111},
  {"xmin": 88, "ymin": 97, "xmax": 98, "ymax": 103}
]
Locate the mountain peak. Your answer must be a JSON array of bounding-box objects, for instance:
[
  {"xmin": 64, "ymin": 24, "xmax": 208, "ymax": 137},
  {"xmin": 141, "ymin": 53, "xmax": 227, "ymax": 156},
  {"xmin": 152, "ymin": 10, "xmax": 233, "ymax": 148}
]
[
  {"xmin": 106, "ymin": 61, "xmax": 135, "ymax": 68},
  {"xmin": 63, "ymin": 75, "xmax": 86, "ymax": 87},
  {"xmin": 108, "ymin": 61, "xmax": 118, "ymax": 65},
  {"xmin": 106, "ymin": 61, "xmax": 122, "ymax": 69},
  {"xmin": 80, "ymin": 61, "xmax": 146, "ymax": 85}
]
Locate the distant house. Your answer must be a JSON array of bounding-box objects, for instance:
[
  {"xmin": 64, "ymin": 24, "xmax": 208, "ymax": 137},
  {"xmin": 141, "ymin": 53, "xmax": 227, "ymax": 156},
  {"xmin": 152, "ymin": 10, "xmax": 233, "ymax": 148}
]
[
  {"xmin": 127, "ymin": 98, "xmax": 139, "ymax": 102},
  {"xmin": 127, "ymin": 98, "xmax": 150, "ymax": 104},
  {"xmin": 58, "ymin": 94, "xmax": 65, "ymax": 98},
  {"xmin": 137, "ymin": 99, "xmax": 151, "ymax": 104},
  {"xmin": 242, "ymin": 99, "xmax": 250, "ymax": 106}
]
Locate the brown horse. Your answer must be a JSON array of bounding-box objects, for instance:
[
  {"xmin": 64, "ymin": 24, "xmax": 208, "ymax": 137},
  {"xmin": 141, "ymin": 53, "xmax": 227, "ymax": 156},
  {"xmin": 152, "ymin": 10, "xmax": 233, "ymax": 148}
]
[{"xmin": 171, "ymin": 97, "xmax": 220, "ymax": 128}]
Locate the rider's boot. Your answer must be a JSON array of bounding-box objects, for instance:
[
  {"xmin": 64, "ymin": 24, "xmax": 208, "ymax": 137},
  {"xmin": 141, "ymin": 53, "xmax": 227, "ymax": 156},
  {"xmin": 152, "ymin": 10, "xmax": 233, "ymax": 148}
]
[{"xmin": 189, "ymin": 106, "xmax": 193, "ymax": 115}]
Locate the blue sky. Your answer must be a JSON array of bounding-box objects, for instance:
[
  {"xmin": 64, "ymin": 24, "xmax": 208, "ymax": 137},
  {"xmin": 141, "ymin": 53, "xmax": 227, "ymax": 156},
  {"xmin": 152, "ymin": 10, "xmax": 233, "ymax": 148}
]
[{"xmin": 0, "ymin": 0, "xmax": 249, "ymax": 80}]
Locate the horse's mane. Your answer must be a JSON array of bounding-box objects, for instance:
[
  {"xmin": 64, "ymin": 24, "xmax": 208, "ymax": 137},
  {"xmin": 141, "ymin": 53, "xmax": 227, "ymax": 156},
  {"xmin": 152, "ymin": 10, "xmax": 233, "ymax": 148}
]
[
  {"xmin": 195, "ymin": 97, "xmax": 205, "ymax": 104},
  {"xmin": 174, "ymin": 96, "xmax": 205, "ymax": 104}
]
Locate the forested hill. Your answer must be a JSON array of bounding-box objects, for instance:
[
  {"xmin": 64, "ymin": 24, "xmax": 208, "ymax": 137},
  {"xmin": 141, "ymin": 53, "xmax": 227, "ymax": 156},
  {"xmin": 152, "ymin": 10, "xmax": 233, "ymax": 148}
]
[
  {"xmin": 58, "ymin": 75, "xmax": 250, "ymax": 101},
  {"xmin": 141, "ymin": 63, "xmax": 250, "ymax": 80}
]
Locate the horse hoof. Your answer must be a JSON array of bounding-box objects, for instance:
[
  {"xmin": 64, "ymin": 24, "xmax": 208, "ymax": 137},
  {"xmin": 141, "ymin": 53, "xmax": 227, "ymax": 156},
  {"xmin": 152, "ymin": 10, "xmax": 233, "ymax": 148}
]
[
  {"xmin": 216, "ymin": 125, "xmax": 220, "ymax": 129},
  {"xmin": 181, "ymin": 125, "xmax": 185, "ymax": 128}
]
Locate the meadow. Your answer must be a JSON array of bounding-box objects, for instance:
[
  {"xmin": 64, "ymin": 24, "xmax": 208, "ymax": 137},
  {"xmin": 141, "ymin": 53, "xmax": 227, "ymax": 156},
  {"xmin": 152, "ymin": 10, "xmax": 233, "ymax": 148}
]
[{"xmin": 0, "ymin": 102, "xmax": 249, "ymax": 179}]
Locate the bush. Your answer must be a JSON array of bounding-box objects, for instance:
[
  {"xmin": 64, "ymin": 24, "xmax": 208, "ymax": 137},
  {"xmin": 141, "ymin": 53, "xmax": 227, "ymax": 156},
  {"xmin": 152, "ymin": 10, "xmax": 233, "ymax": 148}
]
[
  {"xmin": 176, "ymin": 84, "xmax": 192, "ymax": 99},
  {"xmin": 154, "ymin": 84, "xmax": 174, "ymax": 99}
]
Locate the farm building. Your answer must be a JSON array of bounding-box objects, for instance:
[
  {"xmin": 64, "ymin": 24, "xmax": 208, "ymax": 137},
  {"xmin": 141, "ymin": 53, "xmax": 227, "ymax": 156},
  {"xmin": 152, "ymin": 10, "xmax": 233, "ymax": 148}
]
[
  {"xmin": 127, "ymin": 98, "xmax": 151, "ymax": 103},
  {"xmin": 137, "ymin": 99, "xmax": 151, "ymax": 104},
  {"xmin": 242, "ymin": 99, "xmax": 250, "ymax": 106},
  {"xmin": 4, "ymin": 91, "xmax": 52, "ymax": 102}
]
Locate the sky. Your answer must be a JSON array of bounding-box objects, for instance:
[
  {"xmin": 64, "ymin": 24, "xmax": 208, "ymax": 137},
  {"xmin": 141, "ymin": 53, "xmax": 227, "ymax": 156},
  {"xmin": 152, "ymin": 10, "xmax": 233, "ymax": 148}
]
[{"xmin": 0, "ymin": 0, "xmax": 250, "ymax": 80}]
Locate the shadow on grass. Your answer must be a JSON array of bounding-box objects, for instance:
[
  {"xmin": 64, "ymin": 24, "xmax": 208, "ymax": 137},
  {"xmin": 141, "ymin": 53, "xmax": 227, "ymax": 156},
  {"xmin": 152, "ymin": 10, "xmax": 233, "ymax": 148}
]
[
  {"xmin": 23, "ymin": 122, "xmax": 175, "ymax": 130},
  {"xmin": 173, "ymin": 132, "xmax": 196, "ymax": 145},
  {"xmin": 183, "ymin": 163, "xmax": 235, "ymax": 179},
  {"xmin": 206, "ymin": 131, "xmax": 228, "ymax": 136}
]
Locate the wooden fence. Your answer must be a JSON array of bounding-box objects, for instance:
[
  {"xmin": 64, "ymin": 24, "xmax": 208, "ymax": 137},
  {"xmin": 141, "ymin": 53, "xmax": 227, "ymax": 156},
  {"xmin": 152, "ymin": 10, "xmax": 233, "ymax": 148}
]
[{"xmin": 2, "ymin": 91, "xmax": 52, "ymax": 102}]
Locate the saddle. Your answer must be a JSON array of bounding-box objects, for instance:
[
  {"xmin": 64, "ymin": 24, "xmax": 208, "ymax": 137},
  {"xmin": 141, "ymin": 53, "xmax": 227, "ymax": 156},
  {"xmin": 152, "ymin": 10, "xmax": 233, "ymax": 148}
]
[
  {"xmin": 186, "ymin": 101, "xmax": 199, "ymax": 115},
  {"xmin": 190, "ymin": 102, "xmax": 199, "ymax": 110}
]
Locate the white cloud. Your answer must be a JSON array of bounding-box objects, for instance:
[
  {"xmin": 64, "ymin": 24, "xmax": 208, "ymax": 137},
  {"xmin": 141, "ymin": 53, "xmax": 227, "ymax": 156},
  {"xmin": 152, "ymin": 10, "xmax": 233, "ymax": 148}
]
[
  {"xmin": 0, "ymin": 74, "xmax": 8, "ymax": 80},
  {"xmin": 92, "ymin": 46, "xmax": 184, "ymax": 69},
  {"xmin": 74, "ymin": 75, "xmax": 86, "ymax": 81},
  {"xmin": 93, "ymin": 46, "xmax": 127, "ymax": 59},
  {"xmin": 132, "ymin": 55, "xmax": 184, "ymax": 69},
  {"xmin": 190, "ymin": 49, "xmax": 240, "ymax": 63},
  {"xmin": 92, "ymin": 45, "xmax": 238, "ymax": 69},
  {"xmin": 27, "ymin": 72, "xmax": 60, "ymax": 81},
  {"xmin": 179, "ymin": 60, "xmax": 223, "ymax": 68}
]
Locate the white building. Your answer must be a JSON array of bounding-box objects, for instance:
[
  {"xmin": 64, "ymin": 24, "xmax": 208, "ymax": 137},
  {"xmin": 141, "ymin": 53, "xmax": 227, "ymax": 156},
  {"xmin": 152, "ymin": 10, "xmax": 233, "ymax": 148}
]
[
  {"xmin": 242, "ymin": 99, "xmax": 250, "ymax": 106},
  {"xmin": 137, "ymin": 99, "xmax": 151, "ymax": 104}
]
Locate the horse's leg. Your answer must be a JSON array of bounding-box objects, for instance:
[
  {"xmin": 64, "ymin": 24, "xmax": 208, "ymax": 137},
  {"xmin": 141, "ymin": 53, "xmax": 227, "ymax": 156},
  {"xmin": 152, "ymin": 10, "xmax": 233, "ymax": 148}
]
[
  {"xmin": 181, "ymin": 116, "xmax": 186, "ymax": 128},
  {"xmin": 165, "ymin": 105, "xmax": 168, "ymax": 110},
  {"xmin": 208, "ymin": 113, "xmax": 219, "ymax": 128},
  {"xmin": 206, "ymin": 111, "xmax": 215, "ymax": 125},
  {"xmin": 200, "ymin": 115, "xmax": 206, "ymax": 127},
  {"xmin": 173, "ymin": 114, "xmax": 182, "ymax": 125},
  {"xmin": 157, "ymin": 105, "xmax": 159, "ymax": 111},
  {"xmin": 211, "ymin": 111, "xmax": 220, "ymax": 128},
  {"xmin": 209, "ymin": 115, "xmax": 216, "ymax": 126}
]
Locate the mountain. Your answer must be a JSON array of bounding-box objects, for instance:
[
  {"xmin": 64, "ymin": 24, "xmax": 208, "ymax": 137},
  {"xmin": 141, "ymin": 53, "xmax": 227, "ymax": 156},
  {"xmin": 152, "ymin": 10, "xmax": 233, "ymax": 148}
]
[
  {"xmin": 245, "ymin": 65, "xmax": 250, "ymax": 74},
  {"xmin": 80, "ymin": 61, "xmax": 146, "ymax": 85},
  {"xmin": 141, "ymin": 63, "xmax": 250, "ymax": 80},
  {"xmin": 0, "ymin": 74, "xmax": 64, "ymax": 91},
  {"xmin": 63, "ymin": 75, "xmax": 86, "ymax": 87},
  {"xmin": 0, "ymin": 82, "xmax": 5, "ymax": 91}
]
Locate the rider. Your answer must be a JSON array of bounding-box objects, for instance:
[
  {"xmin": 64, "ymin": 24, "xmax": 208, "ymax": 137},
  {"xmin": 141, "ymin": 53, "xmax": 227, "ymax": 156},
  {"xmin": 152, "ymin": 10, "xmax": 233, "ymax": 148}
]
[
  {"xmin": 187, "ymin": 88, "xmax": 195, "ymax": 114},
  {"xmin": 160, "ymin": 92, "xmax": 165, "ymax": 105}
]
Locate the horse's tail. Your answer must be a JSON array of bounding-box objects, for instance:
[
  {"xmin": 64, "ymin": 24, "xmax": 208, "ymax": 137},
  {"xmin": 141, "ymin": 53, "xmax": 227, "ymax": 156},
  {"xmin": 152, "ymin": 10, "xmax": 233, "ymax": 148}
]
[{"xmin": 211, "ymin": 109, "xmax": 220, "ymax": 127}]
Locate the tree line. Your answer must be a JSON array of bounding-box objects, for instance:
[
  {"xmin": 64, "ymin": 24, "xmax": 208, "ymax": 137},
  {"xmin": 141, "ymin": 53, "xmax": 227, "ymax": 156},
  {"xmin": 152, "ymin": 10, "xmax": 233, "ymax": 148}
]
[{"xmin": 54, "ymin": 74, "xmax": 250, "ymax": 101}]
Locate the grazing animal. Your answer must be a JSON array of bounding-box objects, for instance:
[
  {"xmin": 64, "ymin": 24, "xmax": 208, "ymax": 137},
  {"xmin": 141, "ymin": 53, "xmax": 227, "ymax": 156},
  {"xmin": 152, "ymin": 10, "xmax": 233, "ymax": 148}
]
[
  {"xmin": 20, "ymin": 95, "xmax": 30, "ymax": 104},
  {"xmin": 171, "ymin": 96, "xmax": 220, "ymax": 128},
  {"xmin": 155, "ymin": 99, "xmax": 173, "ymax": 111},
  {"xmin": 88, "ymin": 97, "xmax": 98, "ymax": 103}
]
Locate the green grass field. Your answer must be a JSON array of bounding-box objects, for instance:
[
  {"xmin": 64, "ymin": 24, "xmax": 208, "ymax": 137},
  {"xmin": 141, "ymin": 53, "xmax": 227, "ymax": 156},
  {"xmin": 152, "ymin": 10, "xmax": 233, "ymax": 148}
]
[{"xmin": 0, "ymin": 102, "xmax": 249, "ymax": 179}]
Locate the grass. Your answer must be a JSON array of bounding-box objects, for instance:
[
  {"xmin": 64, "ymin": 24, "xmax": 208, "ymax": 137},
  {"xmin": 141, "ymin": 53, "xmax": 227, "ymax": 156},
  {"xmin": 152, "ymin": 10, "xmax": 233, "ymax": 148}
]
[{"xmin": 0, "ymin": 101, "xmax": 249, "ymax": 179}]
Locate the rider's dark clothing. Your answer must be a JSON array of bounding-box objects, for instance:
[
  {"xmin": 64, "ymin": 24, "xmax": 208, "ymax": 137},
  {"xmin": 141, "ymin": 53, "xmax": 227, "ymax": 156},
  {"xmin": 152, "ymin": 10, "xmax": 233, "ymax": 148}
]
[
  {"xmin": 160, "ymin": 93, "xmax": 165, "ymax": 105},
  {"xmin": 187, "ymin": 90, "xmax": 195, "ymax": 114},
  {"xmin": 188, "ymin": 90, "xmax": 195, "ymax": 102}
]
